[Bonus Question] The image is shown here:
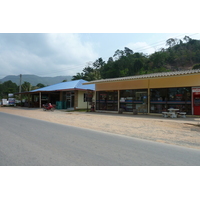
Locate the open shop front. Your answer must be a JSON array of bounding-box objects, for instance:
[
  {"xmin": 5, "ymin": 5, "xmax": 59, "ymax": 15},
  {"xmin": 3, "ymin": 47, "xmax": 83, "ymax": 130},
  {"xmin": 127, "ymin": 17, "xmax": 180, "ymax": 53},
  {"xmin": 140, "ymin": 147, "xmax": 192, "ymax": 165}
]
[
  {"xmin": 150, "ymin": 87, "xmax": 192, "ymax": 115},
  {"xmin": 119, "ymin": 89, "xmax": 148, "ymax": 113},
  {"xmin": 96, "ymin": 89, "xmax": 148, "ymax": 113},
  {"xmin": 96, "ymin": 87, "xmax": 194, "ymax": 115},
  {"xmin": 90, "ymin": 70, "xmax": 200, "ymax": 115},
  {"xmin": 27, "ymin": 91, "xmax": 60, "ymax": 108},
  {"xmin": 29, "ymin": 91, "xmax": 76, "ymax": 109},
  {"xmin": 96, "ymin": 91, "xmax": 118, "ymax": 111}
]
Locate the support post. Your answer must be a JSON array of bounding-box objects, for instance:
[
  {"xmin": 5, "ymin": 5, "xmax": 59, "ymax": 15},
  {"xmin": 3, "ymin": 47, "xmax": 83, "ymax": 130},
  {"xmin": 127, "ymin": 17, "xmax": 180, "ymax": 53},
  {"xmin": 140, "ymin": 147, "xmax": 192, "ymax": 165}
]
[
  {"xmin": 148, "ymin": 79, "xmax": 150, "ymax": 114},
  {"xmin": 118, "ymin": 90, "xmax": 120, "ymax": 112},
  {"xmin": 87, "ymin": 90, "xmax": 89, "ymax": 112},
  {"xmin": 39, "ymin": 92, "xmax": 41, "ymax": 108},
  {"xmin": 28, "ymin": 94, "xmax": 30, "ymax": 107}
]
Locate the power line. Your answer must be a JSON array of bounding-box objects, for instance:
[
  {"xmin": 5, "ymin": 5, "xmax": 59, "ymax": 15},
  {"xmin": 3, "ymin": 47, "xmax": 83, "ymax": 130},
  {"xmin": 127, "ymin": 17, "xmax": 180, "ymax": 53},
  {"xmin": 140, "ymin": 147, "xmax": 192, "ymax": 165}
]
[
  {"xmin": 98, "ymin": 33, "xmax": 200, "ymax": 63},
  {"xmin": 128, "ymin": 33, "xmax": 200, "ymax": 53},
  {"xmin": 36, "ymin": 33, "xmax": 200, "ymax": 77},
  {"xmin": 9, "ymin": 33, "xmax": 200, "ymax": 78}
]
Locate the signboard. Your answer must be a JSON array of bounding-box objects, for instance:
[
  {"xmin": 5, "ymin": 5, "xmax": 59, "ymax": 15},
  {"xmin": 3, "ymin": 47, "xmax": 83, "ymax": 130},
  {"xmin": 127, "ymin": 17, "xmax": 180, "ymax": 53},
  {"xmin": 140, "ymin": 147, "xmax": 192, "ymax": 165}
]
[
  {"xmin": 2, "ymin": 99, "xmax": 8, "ymax": 105},
  {"xmin": 86, "ymin": 93, "xmax": 93, "ymax": 102},
  {"xmin": 8, "ymin": 93, "xmax": 14, "ymax": 97},
  {"xmin": 192, "ymin": 87, "xmax": 200, "ymax": 93},
  {"xmin": 8, "ymin": 98, "xmax": 15, "ymax": 105},
  {"xmin": 193, "ymin": 87, "xmax": 200, "ymax": 115}
]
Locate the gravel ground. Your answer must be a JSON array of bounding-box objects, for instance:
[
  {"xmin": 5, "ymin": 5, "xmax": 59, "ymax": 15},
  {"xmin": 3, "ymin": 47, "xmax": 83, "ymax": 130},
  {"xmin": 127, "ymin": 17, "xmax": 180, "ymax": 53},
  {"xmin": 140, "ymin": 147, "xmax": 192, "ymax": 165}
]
[{"xmin": 1, "ymin": 106, "xmax": 200, "ymax": 149}]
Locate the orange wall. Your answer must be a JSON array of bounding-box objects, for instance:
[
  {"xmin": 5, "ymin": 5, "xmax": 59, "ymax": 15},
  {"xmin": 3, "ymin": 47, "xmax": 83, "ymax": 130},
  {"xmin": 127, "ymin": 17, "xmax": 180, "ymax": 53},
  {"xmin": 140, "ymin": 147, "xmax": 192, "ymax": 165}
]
[{"xmin": 96, "ymin": 74, "xmax": 200, "ymax": 91}]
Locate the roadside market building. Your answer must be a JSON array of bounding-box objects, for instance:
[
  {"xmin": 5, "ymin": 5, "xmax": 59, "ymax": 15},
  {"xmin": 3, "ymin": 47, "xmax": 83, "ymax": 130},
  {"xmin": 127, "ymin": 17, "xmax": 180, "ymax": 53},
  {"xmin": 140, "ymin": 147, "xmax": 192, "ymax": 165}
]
[
  {"xmin": 83, "ymin": 69, "xmax": 200, "ymax": 115},
  {"xmin": 25, "ymin": 79, "xmax": 95, "ymax": 110}
]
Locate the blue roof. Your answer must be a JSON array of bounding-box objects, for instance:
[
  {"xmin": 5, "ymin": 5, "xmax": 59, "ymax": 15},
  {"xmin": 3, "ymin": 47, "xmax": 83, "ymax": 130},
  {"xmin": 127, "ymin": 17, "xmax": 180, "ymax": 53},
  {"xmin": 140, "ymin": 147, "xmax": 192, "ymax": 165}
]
[{"xmin": 30, "ymin": 79, "xmax": 95, "ymax": 93}]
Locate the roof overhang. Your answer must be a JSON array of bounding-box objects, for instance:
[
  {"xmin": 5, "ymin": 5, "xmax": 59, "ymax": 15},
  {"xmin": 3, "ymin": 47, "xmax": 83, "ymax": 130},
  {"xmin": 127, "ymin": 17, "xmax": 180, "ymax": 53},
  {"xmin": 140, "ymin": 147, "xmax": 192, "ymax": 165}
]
[
  {"xmin": 83, "ymin": 69, "xmax": 200, "ymax": 85},
  {"xmin": 15, "ymin": 88, "xmax": 94, "ymax": 95}
]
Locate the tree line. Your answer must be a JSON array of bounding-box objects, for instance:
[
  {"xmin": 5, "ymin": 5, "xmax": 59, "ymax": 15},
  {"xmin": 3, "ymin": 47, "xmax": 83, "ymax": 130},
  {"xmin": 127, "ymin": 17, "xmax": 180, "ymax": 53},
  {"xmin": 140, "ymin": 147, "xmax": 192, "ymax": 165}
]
[
  {"xmin": 72, "ymin": 36, "xmax": 200, "ymax": 81},
  {"xmin": 0, "ymin": 78, "xmax": 69, "ymax": 100},
  {"xmin": 1, "ymin": 36, "xmax": 200, "ymax": 99},
  {"xmin": 0, "ymin": 81, "xmax": 46, "ymax": 99}
]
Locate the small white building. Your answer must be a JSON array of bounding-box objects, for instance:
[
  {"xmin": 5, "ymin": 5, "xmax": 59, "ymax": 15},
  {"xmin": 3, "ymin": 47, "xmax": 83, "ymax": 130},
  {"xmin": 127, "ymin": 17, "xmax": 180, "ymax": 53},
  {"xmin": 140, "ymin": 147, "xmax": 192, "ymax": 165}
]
[{"xmin": 24, "ymin": 79, "xmax": 95, "ymax": 110}]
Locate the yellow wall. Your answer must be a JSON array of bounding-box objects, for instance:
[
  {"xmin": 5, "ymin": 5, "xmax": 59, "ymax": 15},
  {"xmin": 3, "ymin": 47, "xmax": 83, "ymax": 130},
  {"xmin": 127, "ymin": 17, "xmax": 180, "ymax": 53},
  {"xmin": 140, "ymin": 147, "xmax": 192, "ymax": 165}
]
[
  {"xmin": 96, "ymin": 74, "xmax": 200, "ymax": 91},
  {"xmin": 77, "ymin": 91, "xmax": 87, "ymax": 109},
  {"xmin": 96, "ymin": 79, "xmax": 148, "ymax": 91},
  {"xmin": 77, "ymin": 91, "xmax": 95, "ymax": 109},
  {"xmin": 149, "ymin": 74, "xmax": 200, "ymax": 88}
]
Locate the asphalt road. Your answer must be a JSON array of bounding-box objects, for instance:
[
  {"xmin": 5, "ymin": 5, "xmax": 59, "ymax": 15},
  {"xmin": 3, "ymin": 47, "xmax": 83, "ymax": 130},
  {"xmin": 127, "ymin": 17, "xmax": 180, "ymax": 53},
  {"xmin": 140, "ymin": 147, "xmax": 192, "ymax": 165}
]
[{"xmin": 0, "ymin": 112, "xmax": 200, "ymax": 166}]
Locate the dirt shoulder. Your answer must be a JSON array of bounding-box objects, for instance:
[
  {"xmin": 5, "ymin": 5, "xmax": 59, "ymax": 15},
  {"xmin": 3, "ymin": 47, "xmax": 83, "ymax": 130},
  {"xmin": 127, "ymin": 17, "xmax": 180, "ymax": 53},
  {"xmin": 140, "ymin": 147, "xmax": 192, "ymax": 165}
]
[{"xmin": 1, "ymin": 106, "xmax": 200, "ymax": 150}]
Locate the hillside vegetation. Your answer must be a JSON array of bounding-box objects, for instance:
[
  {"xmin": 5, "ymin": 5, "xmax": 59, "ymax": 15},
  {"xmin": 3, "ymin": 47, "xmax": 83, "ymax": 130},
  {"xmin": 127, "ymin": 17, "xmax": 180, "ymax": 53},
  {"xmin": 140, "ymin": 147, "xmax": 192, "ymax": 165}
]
[
  {"xmin": 72, "ymin": 36, "xmax": 200, "ymax": 81},
  {"xmin": 1, "ymin": 36, "xmax": 200, "ymax": 100},
  {"xmin": 0, "ymin": 75, "xmax": 72, "ymax": 86},
  {"xmin": 0, "ymin": 75, "xmax": 72, "ymax": 99}
]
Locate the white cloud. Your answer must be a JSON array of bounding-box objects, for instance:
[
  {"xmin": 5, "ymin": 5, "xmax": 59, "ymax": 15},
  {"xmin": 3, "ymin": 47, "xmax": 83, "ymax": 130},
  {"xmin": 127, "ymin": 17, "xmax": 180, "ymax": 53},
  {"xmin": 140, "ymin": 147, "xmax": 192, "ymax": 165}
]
[
  {"xmin": 0, "ymin": 33, "xmax": 99, "ymax": 78},
  {"xmin": 47, "ymin": 33, "xmax": 98, "ymax": 65}
]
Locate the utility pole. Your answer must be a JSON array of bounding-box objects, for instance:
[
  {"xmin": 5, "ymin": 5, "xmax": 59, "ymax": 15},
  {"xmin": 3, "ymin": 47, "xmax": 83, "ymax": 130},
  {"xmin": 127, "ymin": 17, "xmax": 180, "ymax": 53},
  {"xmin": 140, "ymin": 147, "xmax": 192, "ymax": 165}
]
[{"xmin": 87, "ymin": 90, "xmax": 89, "ymax": 112}]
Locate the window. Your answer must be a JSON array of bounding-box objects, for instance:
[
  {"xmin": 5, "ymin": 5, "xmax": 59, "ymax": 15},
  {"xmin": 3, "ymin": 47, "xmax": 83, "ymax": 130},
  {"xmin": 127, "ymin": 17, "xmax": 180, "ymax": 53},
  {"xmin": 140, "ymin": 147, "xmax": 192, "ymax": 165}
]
[
  {"xmin": 120, "ymin": 89, "xmax": 148, "ymax": 112},
  {"xmin": 84, "ymin": 93, "xmax": 87, "ymax": 102},
  {"xmin": 150, "ymin": 87, "xmax": 191, "ymax": 114},
  {"xmin": 96, "ymin": 91, "xmax": 118, "ymax": 111},
  {"xmin": 84, "ymin": 92, "xmax": 93, "ymax": 102}
]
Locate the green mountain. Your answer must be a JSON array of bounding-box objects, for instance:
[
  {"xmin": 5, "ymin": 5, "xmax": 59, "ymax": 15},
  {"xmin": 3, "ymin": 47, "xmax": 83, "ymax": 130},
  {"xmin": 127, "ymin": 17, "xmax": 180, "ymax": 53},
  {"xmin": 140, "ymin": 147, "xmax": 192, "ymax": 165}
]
[
  {"xmin": 0, "ymin": 74, "xmax": 72, "ymax": 86},
  {"xmin": 72, "ymin": 36, "xmax": 200, "ymax": 81}
]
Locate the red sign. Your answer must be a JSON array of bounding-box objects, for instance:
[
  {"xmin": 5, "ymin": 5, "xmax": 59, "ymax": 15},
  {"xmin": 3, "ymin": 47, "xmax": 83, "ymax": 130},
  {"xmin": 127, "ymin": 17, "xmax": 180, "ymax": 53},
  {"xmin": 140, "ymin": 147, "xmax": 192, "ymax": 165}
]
[{"xmin": 192, "ymin": 87, "xmax": 200, "ymax": 93}]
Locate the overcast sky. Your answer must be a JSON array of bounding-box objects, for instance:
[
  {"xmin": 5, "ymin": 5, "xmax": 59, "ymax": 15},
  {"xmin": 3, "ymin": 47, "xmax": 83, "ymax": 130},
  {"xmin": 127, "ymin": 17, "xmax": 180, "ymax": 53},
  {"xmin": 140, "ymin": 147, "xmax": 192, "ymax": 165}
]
[
  {"xmin": 1, "ymin": 33, "xmax": 200, "ymax": 79},
  {"xmin": 1, "ymin": 1, "xmax": 199, "ymax": 197},
  {"xmin": 0, "ymin": 1, "xmax": 199, "ymax": 79}
]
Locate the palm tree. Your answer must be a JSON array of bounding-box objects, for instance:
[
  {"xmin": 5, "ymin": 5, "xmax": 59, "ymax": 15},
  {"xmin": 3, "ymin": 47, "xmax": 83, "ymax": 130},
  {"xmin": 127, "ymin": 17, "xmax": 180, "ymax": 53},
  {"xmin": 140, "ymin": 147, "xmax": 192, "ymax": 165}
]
[
  {"xmin": 21, "ymin": 81, "xmax": 32, "ymax": 92},
  {"xmin": 72, "ymin": 72, "xmax": 85, "ymax": 80}
]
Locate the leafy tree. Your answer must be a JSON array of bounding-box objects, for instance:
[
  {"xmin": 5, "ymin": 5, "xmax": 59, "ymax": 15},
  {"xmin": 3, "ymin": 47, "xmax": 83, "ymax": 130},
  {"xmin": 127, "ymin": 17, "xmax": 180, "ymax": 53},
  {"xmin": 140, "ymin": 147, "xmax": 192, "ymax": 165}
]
[
  {"xmin": 3, "ymin": 80, "xmax": 18, "ymax": 94},
  {"xmin": 107, "ymin": 57, "xmax": 114, "ymax": 63},
  {"xmin": 183, "ymin": 36, "xmax": 192, "ymax": 43},
  {"xmin": 36, "ymin": 83, "xmax": 46, "ymax": 87},
  {"xmin": 149, "ymin": 51, "xmax": 168, "ymax": 69},
  {"xmin": 72, "ymin": 72, "xmax": 85, "ymax": 80},
  {"xmin": 83, "ymin": 66, "xmax": 94, "ymax": 74},
  {"xmin": 0, "ymin": 80, "xmax": 18, "ymax": 99},
  {"xmin": 21, "ymin": 81, "xmax": 32, "ymax": 92},
  {"xmin": 84, "ymin": 64, "xmax": 102, "ymax": 81},
  {"xmin": 93, "ymin": 58, "xmax": 105, "ymax": 69},
  {"xmin": 113, "ymin": 49, "xmax": 125, "ymax": 60},
  {"xmin": 0, "ymin": 83, "xmax": 3, "ymax": 99},
  {"xmin": 166, "ymin": 38, "xmax": 178, "ymax": 48},
  {"xmin": 193, "ymin": 63, "xmax": 200, "ymax": 69},
  {"xmin": 124, "ymin": 47, "xmax": 133, "ymax": 56},
  {"xmin": 72, "ymin": 36, "xmax": 200, "ymax": 80}
]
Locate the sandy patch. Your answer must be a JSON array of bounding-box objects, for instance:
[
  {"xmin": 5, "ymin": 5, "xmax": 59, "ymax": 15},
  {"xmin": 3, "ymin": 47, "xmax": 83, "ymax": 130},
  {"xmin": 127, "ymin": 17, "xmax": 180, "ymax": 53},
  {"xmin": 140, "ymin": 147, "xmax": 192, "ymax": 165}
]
[{"xmin": 1, "ymin": 106, "xmax": 200, "ymax": 149}]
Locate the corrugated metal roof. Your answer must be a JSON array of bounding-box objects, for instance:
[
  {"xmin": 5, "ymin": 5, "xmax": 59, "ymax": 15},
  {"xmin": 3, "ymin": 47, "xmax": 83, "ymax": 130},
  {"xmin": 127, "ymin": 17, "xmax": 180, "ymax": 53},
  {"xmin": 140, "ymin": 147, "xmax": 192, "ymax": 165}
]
[
  {"xmin": 30, "ymin": 79, "xmax": 95, "ymax": 93},
  {"xmin": 83, "ymin": 69, "xmax": 200, "ymax": 84}
]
